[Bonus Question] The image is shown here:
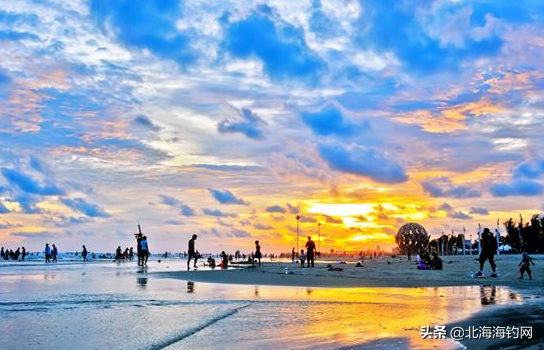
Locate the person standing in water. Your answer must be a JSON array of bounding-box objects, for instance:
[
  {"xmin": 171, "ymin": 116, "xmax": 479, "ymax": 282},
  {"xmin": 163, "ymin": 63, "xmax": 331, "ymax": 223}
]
[
  {"xmin": 140, "ymin": 236, "xmax": 149, "ymax": 266},
  {"xmin": 475, "ymin": 228, "xmax": 498, "ymax": 278},
  {"xmin": 305, "ymin": 236, "xmax": 316, "ymax": 268},
  {"xmin": 254, "ymin": 240, "xmax": 262, "ymax": 267},
  {"xmin": 44, "ymin": 243, "xmax": 51, "ymax": 263},
  {"xmin": 187, "ymin": 234, "xmax": 198, "ymax": 270},
  {"xmin": 52, "ymin": 244, "xmax": 58, "ymax": 263},
  {"xmin": 82, "ymin": 245, "xmax": 88, "ymax": 262}
]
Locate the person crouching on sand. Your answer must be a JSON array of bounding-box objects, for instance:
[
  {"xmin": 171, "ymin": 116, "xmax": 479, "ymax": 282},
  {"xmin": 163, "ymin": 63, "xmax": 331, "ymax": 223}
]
[{"xmin": 519, "ymin": 252, "xmax": 535, "ymax": 280}]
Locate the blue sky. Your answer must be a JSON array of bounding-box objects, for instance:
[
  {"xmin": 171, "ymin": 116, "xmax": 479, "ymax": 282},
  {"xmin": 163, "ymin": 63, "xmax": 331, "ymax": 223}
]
[{"xmin": 0, "ymin": 0, "xmax": 543, "ymax": 253}]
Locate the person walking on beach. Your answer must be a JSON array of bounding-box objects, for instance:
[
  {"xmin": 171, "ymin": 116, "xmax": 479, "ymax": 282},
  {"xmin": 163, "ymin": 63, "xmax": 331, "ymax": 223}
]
[
  {"xmin": 82, "ymin": 245, "xmax": 88, "ymax": 262},
  {"xmin": 187, "ymin": 234, "xmax": 198, "ymax": 270},
  {"xmin": 140, "ymin": 236, "xmax": 149, "ymax": 266},
  {"xmin": 254, "ymin": 240, "xmax": 262, "ymax": 267},
  {"xmin": 52, "ymin": 244, "xmax": 58, "ymax": 263},
  {"xmin": 305, "ymin": 236, "xmax": 316, "ymax": 267},
  {"xmin": 519, "ymin": 252, "xmax": 535, "ymax": 280},
  {"xmin": 44, "ymin": 243, "xmax": 51, "ymax": 263},
  {"xmin": 475, "ymin": 228, "xmax": 498, "ymax": 278}
]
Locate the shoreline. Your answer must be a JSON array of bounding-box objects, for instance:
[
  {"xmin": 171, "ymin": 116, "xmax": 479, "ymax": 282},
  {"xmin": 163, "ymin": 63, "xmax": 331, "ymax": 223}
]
[{"xmin": 154, "ymin": 255, "xmax": 544, "ymax": 291}]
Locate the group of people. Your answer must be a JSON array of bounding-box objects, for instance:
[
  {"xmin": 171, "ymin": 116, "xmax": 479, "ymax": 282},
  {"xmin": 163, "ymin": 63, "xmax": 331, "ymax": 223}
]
[
  {"xmin": 297, "ymin": 236, "xmax": 317, "ymax": 268},
  {"xmin": 477, "ymin": 228, "xmax": 536, "ymax": 280},
  {"xmin": 409, "ymin": 227, "xmax": 537, "ymax": 280},
  {"xmin": 186, "ymin": 235, "xmax": 265, "ymax": 270},
  {"xmin": 1, "ymin": 246, "xmax": 26, "ymax": 261},
  {"xmin": 415, "ymin": 249, "xmax": 443, "ymax": 270},
  {"xmin": 44, "ymin": 243, "xmax": 59, "ymax": 263},
  {"xmin": 115, "ymin": 246, "xmax": 135, "ymax": 261}
]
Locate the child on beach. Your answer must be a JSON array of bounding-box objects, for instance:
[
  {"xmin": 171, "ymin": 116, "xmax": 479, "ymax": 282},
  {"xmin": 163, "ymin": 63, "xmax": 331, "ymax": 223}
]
[
  {"xmin": 519, "ymin": 252, "xmax": 535, "ymax": 280},
  {"xmin": 300, "ymin": 249, "xmax": 306, "ymax": 267}
]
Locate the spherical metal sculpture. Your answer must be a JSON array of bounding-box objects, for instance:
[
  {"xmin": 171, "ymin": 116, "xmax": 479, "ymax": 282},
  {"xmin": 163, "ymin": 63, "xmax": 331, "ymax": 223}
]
[{"xmin": 396, "ymin": 223, "xmax": 430, "ymax": 254}]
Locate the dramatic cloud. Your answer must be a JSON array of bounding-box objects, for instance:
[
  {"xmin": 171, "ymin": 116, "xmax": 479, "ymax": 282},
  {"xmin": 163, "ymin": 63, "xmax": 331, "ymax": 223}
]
[
  {"xmin": 180, "ymin": 205, "xmax": 196, "ymax": 217},
  {"xmin": 230, "ymin": 228, "xmax": 251, "ymax": 237},
  {"xmin": 1, "ymin": 168, "xmax": 64, "ymax": 196},
  {"xmin": 61, "ymin": 198, "xmax": 110, "ymax": 218},
  {"xmin": 470, "ymin": 207, "xmax": 489, "ymax": 215},
  {"xmin": 266, "ymin": 205, "xmax": 286, "ymax": 213},
  {"xmin": 218, "ymin": 107, "xmax": 266, "ymax": 140},
  {"xmin": 202, "ymin": 208, "xmax": 237, "ymax": 218},
  {"xmin": 302, "ymin": 105, "xmax": 366, "ymax": 136},
  {"xmin": 318, "ymin": 143, "xmax": 408, "ymax": 184},
  {"xmin": 133, "ymin": 115, "xmax": 161, "ymax": 131},
  {"xmin": 513, "ymin": 159, "xmax": 544, "ymax": 179},
  {"xmin": 221, "ymin": 5, "xmax": 326, "ymax": 84},
  {"xmin": 254, "ymin": 223, "xmax": 273, "ymax": 230},
  {"xmin": 1, "ymin": 1, "xmax": 543, "ymax": 251},
  {"xmin": 90, "ymin": 0, "xmax": 194, "ymax": 65},
  {"xmin": 438, "ymin": 202, "xmax": 472, "ymax": 220},
  {"xmin": 0, "ymin": 201, "xmax": 10, "ymax": 214},
  {"xmin": 208, "ymin": 188, "xmax": 248, "ymax": 205},
  {"xmin": 299, "ymin": 216, "xmax": 317, "ymax": 223},
  {"xmin": 159, "ymin": 195, "xmax": 180, "ymax": 206},
  {"xmin": 490, "ymin": 180, "xmax": 544, "ymax": 197},
  {"xmin": 421, "ymin": 177, "xmax": 481, "ymax": 198},
  {"xmin": 355, "ymin": 0, "xmax": 503, "ymax": 72}
]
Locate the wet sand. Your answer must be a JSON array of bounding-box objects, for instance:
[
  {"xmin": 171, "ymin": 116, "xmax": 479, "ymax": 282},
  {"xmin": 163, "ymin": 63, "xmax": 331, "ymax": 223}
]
[
  {"xmin": 447, "ymin": 301, "xmax": 544, "ymax": 349},
  {"xmin": 156, "ymin": 254, "xmax": 544, "ymax": 349},
  {"xmin": 156, "ymin": 254, "xmax": 544, "ymax": 290}
]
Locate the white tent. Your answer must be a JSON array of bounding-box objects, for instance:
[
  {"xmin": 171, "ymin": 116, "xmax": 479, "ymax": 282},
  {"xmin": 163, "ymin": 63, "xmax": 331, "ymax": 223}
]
[{"xmin": 499, "ymin": 244, "xmax": 513, "ymax": 252}]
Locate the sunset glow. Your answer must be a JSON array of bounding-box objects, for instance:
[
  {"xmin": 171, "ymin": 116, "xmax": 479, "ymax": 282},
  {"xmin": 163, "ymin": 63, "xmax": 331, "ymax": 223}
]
[{"xmin": 0, "ymin": 0, "xmax": 543, "ymax": 255}]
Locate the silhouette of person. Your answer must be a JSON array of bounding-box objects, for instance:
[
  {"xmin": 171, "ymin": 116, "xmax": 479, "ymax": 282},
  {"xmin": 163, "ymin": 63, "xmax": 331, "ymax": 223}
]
[
  {"xmin": 305, "ymin": 236, "xmax": 316, "ymax": 267},
  {"xmin": 220, "ymin": 251, "xmax": 228, "ymax": 269},
  {"xmin": 254, "ymin": 240, "xmax": 262, "ymax": 267},
  {"xmin": 187, "ymin": 234, "xmax": 198, "ymax": 270},
  {"xmin": 140, "ymin": 236, "xmax": 149, "ymax": 266},
  {"xmin": 44, "ymin": 243, "xmax": 51, "ymax": 263},
  {"xmin": 52, "ymin": 244, "xmax": 58, "ymax": 263},
  {"xmin": 475, "ymin": 228, "xmax": 497, "ymax": 277},
  {"xmin": 519, "ymin": 252, "xmax": 535, "ymax": 280},
  {"xmin": 82, "ymin": 245, "xmax": 88, "ymax": 262}
]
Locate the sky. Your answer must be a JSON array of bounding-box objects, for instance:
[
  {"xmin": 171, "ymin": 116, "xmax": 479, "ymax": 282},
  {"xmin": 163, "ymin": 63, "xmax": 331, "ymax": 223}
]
[{"xmin": 1, "ymin": 0, "xmax": 544, "ymax": 254}]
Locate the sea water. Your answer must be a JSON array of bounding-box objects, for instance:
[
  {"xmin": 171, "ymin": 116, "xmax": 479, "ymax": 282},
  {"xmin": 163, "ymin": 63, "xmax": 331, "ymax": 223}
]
[{"xmin": 0, "ymin": 259, "xmax": 527, "ymax": 350}]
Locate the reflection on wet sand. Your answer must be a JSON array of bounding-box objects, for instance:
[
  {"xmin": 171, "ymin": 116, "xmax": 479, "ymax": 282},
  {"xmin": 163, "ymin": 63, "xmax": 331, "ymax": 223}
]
[
  {"xmin": 179, "ymin": 283, "xmax": 524, "ymax": 350},
  {"xmin": 187, "ymin": 281, "xmax": 194, "ymax": 293},
  {"xmin": 480, "ymin": 285, "xmax": 496, "ymax": 305}
]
